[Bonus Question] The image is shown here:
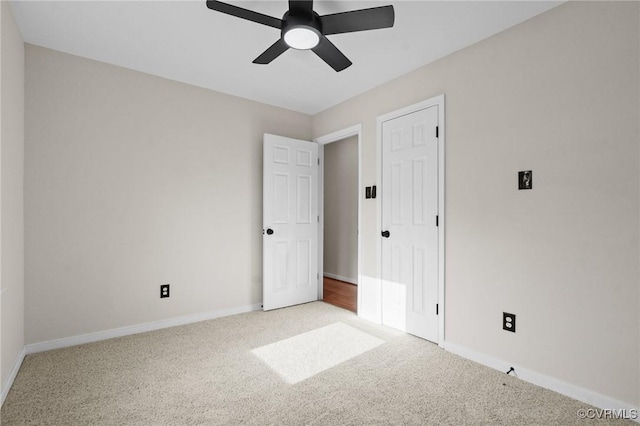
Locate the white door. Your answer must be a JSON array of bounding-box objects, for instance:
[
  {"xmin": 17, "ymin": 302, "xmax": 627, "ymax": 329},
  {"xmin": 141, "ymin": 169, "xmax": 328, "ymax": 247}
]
[
  {"xmin": 381, "ymin": 106, "xmax": 439, "ymax": 342},
  {"xmin": 263, "ymin": 134, "xmax": 319, "ymax": 311}
]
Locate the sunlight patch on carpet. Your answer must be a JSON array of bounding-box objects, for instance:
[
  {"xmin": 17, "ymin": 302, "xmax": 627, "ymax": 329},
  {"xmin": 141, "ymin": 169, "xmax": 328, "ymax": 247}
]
[{"xmin": 251, "ymin": 322, "xmax": 384, "ymax": 384}]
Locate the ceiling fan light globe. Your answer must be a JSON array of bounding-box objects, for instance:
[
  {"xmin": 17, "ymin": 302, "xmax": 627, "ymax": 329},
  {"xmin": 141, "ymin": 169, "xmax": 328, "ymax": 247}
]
[{"xmin": 284, "ymin": 27, "xmax": 320, "ymax": 50}]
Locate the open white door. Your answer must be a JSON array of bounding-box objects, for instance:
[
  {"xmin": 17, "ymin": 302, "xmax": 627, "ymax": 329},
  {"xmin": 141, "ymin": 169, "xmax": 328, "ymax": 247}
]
[{"xmin": 263, "ymin": 134, "xmax": 319, "ymax": 311}]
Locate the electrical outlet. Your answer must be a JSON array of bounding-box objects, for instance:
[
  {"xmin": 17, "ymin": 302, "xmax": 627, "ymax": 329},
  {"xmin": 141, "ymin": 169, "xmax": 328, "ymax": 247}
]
[
  {"xmin": 503, "ymin": 312, "xmax": 516, "ymax": 332},
  {"xmin": 160, "ymin": 284, "xmax": 170, "ymax": 299}
]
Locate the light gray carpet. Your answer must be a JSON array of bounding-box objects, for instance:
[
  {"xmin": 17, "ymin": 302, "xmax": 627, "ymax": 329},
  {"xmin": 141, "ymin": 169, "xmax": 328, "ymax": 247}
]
[{"xmin": 1, "ymin": 302, "xmax": 632, "ymax": 425}]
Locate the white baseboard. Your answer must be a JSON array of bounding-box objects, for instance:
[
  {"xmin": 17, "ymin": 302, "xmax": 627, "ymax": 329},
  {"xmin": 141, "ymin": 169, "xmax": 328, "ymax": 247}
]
[
  {"xmin": 1, "ymin": 347, "xmax": 26, "ymax": 407},
  {"xmin": 25, "ymin": 303, "xmax": 262, "ymax": 355},
  {"xmin": 443, "ymin": 341, "xmax": 639, "ymax": 422},
  {"xmin": 323, "ymin": 272, "xmax": 357, "ymax": 285}
]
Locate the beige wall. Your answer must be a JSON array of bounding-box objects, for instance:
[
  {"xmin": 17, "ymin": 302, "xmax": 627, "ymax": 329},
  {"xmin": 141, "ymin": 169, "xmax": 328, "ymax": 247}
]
[
  {"xmin": 1, "ymin": 0, "xmax": 25, "ymax": 396},
  {"xmin": 313, "ymin": 1, "xmax": 639, "ymax": 407},
  {"xmin": 323, "ymin": 136, "xmax": 358, "ymax": 283},
  {"xmin": 25, "ymin": 45, "xmax": 312, "ymax": 344}
]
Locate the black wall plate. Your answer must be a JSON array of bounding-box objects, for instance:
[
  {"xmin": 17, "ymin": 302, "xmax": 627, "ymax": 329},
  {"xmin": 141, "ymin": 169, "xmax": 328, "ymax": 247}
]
[
  {"xmin": 503, "ymin": 312, "xmax": 516, "ymax": 332},
  {"xmin": 160, "ymin": 284, "xmax": 170, "ymax": 298},
  {"xmin": 519, "ymin": 171, "xmax": 532, "ymax": 190}
]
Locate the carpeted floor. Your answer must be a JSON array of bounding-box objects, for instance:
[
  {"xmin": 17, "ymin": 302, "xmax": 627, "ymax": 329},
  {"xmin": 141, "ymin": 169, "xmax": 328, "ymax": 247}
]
[{"xmin": 1, "ymin": 302, "xmax": 632, "ymax": 425}]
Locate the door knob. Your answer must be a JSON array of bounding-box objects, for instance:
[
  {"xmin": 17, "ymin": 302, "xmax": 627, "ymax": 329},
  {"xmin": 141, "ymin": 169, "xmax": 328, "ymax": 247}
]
[
  {"xmin": 381, "ymin": 230, "xmax": 390, "ymax": 238},
  {"xmin": 266, "ymin": 228, "xmax": 274, "ymax": 235}
]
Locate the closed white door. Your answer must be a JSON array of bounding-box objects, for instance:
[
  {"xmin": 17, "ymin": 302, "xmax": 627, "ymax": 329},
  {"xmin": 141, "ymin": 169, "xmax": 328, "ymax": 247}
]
[
  {"xmin": 263, "ymin": 134, "xmax": 319, "ymax": 311},
  {"xmin": 381, "ymin": 106, "xmax": 439, "ymax": 342}
]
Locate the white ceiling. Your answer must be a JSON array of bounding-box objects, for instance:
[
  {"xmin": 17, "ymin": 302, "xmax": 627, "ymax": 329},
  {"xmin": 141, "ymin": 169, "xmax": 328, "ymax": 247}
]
[{"xmin": 10, "ymin": 0, "xmax": 561, "ymax": 115}]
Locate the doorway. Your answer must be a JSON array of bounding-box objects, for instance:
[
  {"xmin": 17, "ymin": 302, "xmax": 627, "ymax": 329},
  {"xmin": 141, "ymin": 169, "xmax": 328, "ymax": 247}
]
[
  {"xmin": 315, "ymin": 125, "xmax": 362, "ymax": 314},
  {"xmin": 322, "ymin": 136, "xmax": 358, "ymax": 312}
]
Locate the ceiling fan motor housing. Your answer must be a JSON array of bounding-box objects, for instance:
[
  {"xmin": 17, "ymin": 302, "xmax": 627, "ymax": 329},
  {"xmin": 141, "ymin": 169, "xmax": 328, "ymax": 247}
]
[{"xmin": 281, "ymin": 11, "xmax": 322, "ymax": 49}]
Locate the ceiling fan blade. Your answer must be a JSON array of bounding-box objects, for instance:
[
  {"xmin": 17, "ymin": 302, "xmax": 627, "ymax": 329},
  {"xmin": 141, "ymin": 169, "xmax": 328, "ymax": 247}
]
[
  {"xmin": 288, "ymin": 0, "xmax": 313, "ymax": 16},
  {"xmin": 320, "ymin": 5, "xmax": 394, "ymax": 35},
  {"xmin": 312, "ymin": 36, "xmax": 352, "ymax": 72},
  {"xmin": 253, "ymin": 39, "xmax": 290, "ymax": 64},
  {"xmin": 206, "ymin": 1, "xmax": 282, "ymax": 29}
]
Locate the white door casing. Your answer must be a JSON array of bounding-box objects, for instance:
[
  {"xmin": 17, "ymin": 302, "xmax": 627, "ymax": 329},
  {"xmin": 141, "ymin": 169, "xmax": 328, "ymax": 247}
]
[
  {"xmin": 263, "ymin": 134, "xmax": 319, "ymax": 311},
  {"xmin": 381, "ymin": 105, "xmax": 439, "ymax": 342}
]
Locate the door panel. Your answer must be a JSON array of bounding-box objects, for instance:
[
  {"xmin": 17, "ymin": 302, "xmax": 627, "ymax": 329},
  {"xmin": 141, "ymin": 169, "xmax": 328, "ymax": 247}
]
[
  {"xmin": 263, "ymin": 134, "xmax": 319, "ymax": 310},
  {"xmin": 381, "ymin": 106, "xmax": 439, "ymax": 342}
]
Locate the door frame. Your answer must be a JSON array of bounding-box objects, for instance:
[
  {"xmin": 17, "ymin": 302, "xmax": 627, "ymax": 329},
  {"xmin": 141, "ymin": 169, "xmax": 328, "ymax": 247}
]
[
  {"xmin": 314, "ymin": 124, "xmax": 362, "ymax": 310},
  {"xmin": 376, "ymin": 95, "xmax": 446, "ymax": 347}
]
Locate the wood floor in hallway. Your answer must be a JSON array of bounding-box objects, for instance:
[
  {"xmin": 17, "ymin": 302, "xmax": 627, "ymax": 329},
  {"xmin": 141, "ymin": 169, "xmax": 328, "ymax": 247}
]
[{"xmin": 322, "ymin": 276, "xmax": 357, "ymax": 313}]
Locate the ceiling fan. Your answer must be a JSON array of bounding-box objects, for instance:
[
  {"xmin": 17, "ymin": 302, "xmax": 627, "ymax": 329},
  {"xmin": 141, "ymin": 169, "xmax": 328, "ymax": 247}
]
[{"xmin": 206, "ymin": 1, "xmax": 395, "ymax": 72}]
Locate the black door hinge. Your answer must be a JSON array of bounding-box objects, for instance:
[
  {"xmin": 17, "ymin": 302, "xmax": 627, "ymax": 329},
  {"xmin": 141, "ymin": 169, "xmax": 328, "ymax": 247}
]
[
  {"xmin": 436, "ymin": 215, "xmax": 439, "ymax": 227},
  {"xmin": 436, "ymin": 303, "xmax": 439, "ymax": 315},
  {"xmin": 436, "ymin": 126, "xmax": 439, "ymax": 138}
]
